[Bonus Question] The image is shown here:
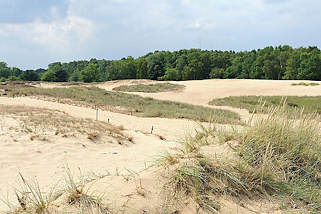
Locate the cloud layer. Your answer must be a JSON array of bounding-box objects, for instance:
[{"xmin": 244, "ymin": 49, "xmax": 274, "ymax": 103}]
[{"xmin": 0, "ymin": 0, "xmax": 320, "ymax": 69}]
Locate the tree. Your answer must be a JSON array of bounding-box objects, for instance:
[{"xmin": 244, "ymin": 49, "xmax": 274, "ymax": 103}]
[
  {"xmin": 106, "ymin": 61, "xmax": 123, "ymax": 80},
  {"xmin": 41, "ymin": 70, "xmax": 57, "ymax": 81},
  {"xmin": 147, "ymin": 52, "xmax": 167, "ymax": 80},
  {"xmin": 297, "ymin": 51, "xmax": 321, "ymax": 80},
  {"xmin": 159, "ymin": 68, "xmax": 180, "ymax": 80},
  {"xmin": 81, "ymin": 63, "xmax": 101, "ymax": 82},
  {"xmin": 136, "ymin": 58, "xmax": 148, "ymax": 79},
  {"xmin": 47, "ymin": 62, "xmax": 68, "ymax": 82},
  {"xmin": 209, "ymin": 68, "xmax": 225, "ymax": 79},
  {"xmin": 284, "ymin": 51, "xmax": 300, "ymax": 80},
  {"xmin": 0, "ymin": 62, "xmax": 10, "ymax": 78},
  {"xmin": 69, "ymin": 70, "xmax": 82, "ymax": 82},
  {"xmin": 20, "ymin": 70, "xmax": 40, "ymax": 81},
  {"xmin": 182, "ymin": 66, "xmax": 193, "ymax": 80},
  {"xmin": 11, "ymin": 67, "xmax": 23, "ymax": 77}
]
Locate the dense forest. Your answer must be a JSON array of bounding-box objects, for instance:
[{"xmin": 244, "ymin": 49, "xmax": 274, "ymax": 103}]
[{"xmin": 1, "ymin": 45, "xmax": 321, "ymax": 82}]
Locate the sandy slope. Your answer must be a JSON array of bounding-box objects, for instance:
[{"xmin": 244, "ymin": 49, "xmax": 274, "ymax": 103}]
[
  {"xmin": 0, "ymin": 97, "xmax": 199, "ymax": 212},
  {"xmin": 0, "ymin": 97, "xmax": 198, "ymax": 141}
]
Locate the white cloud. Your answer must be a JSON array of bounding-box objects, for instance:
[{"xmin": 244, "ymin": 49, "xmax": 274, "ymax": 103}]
[
  {"xmin": 181, "ymin": 0, "xmax": 191, "ymax": 5},
  {"xmin": 0, "ymin": 14, "xmax": 93, "ymax": 52},
  {"xmin": 190, "ymin": 19, "xmax": 201, "ymax": 29}
]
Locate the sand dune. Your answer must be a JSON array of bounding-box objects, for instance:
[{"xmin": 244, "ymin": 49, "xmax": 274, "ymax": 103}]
[
  {"xmin": 1, "ymin": 79, "xmax": 321, "ymax": 213},
  {"xmin": 99, "ymin": 79, "xmax": 321, "ymax": 105}
]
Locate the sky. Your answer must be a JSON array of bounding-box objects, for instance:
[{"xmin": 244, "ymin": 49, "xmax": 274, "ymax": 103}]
[{"xmin": 0, "ymin": 0, "xmax": 320, "ymax": 70}]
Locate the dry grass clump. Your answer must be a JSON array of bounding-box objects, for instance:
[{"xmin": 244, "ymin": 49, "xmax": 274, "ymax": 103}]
[
  {"xmin": 239, "ymin": 106, "xmax": 321, "ymax": 183},
  {"xmin": 162, "ymin": 145, "xmax": 279, "ymax": 212},
  {"xmin": 3, "ymin": 170, "xmax": 110, "ymax": 214},
  {"xmin": 236, "ymin": 105, "xmax": 321, "ymax": 211},
  {"xmin": 3, "ymin": 173, "xmax": 61, "ymax": 214},
  {"xmin": 87, "ymin": 132, "xmax": 100, "ymax": 141},
  {"xmin": 64, "ymin": 169, "xmax": 110, "ymax": 214},
  {"xmin": 113, "ymin": 83, "xmax": 185, "ymax": 93},
  {"xmin": 161, "ymin": 104, "xmax": 321, "ymax": 212},
  {"xmin": 291, "ymin": 82, "xmax": 319, "ymax": 86},
  {"xmin": 6, "ymin": 86, "xmax": 241, "ymax": 124}
]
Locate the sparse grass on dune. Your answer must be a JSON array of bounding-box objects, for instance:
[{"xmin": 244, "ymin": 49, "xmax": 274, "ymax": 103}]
[
  {"xmin": 0, "ymin": 104, "xmax": 131, "ymax": 143},
  {"xmin": 291, "ymin": 82, "xmax": 320, "ymax": 86},
  {"xmin": 210, "ymin": 95, "xmax": 321, "ymax": 114},
  {"xmin": 3, "ymin": 170, "xmax": 110, "ymax": 214},
  {"xmin": 7, "ymin": 86, "xmax": 241, "ymax": 124},
  {"xmin": 112, "ymin": 83, "xmax": 185, "ymax": 93},
  {"xmin": 160, "ymin": 104, "xmax": 321, "ymax": 213}
]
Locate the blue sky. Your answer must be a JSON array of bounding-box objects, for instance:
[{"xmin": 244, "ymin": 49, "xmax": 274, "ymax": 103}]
[{"xmin": 0, "ymin": 0, "xmax": 320, "ymax": 69}]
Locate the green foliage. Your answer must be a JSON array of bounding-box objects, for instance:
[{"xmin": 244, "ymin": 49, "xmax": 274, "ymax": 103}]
[
  {"xmin": 41, "ymin": 70, "xmax": 57, "ymax": 82},
  {"xmin": 7, "ymin": 75, "xmax": 21, "ymax": 81},
  {"xmin": 136, "ymin": 58, "xmax": 149, "ymax": 79},
  {"xmin": 68, "ymin": 70, "xmax": 82, "ymax": 82},
  {"xmin": 41, "ymin": 62, "xmax": 68, "ymax": 82},
  {"xmin": 20, "ymin": 70, "xmax": 40, "ymax": 81},
  {"xmin": 209, "ymin": 67, "xmax": 225, "ymax": 79},
  {"xmin": 80, "ymin": 63, "xmax": 102, "ymax": 82},
  {"xmin": 158, "ymin": 68, "xmax": 180, "ymax": 80}
]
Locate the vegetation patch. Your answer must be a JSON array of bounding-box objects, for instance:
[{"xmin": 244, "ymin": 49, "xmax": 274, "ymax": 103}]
[
  {"xmin": 0, "ymin": 104, "xmax": 131, "ymax": 143},
  {"xmin": 161, "ymin": 104, "xmax": 321, "ymax": 213},
  {"xmin": 291, "ymin": 82, "xmax": 319, "ymax": 86},
  {"xmin": 113, "ymin": 83, "xmax": 185, "ymax": 93},
  {"xmin": 209, "ymin": 95, "xmax": 321, "ymax": 114},
  {"xmin": 7, "ymin": 86, "xmax": 241, "ymax": 124},
  {"xmin": 4, "ymin": 170, "xmax": 110, "ymax": 214}
]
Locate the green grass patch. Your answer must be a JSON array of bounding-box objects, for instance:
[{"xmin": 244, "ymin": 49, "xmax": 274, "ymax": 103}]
[
  {"xmin": 291, "ymin": 82, "xmax": 319, "ymax": 86},
  {"xmin": 8, "ymin": 86, "xmax": 241, "ymax": 124},
  {"xmin": 112, "ymin": 83, "xmax": 185, "ymax": 93},
  {"xmin": 209, "ymin": 96, "xmax": 321, "ymax": 114}
]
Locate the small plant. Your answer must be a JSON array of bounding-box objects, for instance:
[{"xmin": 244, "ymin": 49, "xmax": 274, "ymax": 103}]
[
  {"xmin": 64, "ymin": 168, "xmax": 109, "ymax": 213},
  {"xmin": 13, "ymin": 173, "xmax": 60, "ymax": 213}
]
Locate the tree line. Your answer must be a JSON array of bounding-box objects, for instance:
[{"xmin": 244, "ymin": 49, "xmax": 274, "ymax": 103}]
[{"xmin": 1, "ymin": 45, "xmax": 321, "ymax": 82}]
